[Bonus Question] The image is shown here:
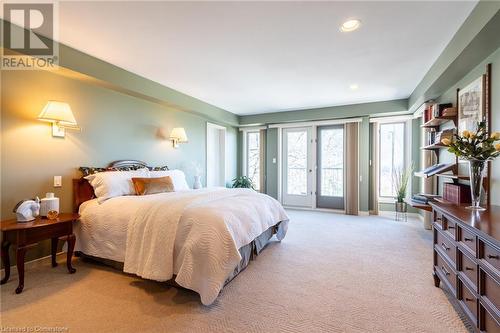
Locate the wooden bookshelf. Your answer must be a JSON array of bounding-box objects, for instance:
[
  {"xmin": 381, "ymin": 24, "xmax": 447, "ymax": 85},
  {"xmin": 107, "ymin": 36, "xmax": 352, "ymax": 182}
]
[
  {"xmin": 435, "ymin": 173, "xmax": 470, "ymax": 181},
  {"xmin": 420, "ymin": 143, "xmax": 448, "ymax": 150},
  {"xmin": 405, "ymin": 199, "xmax": 432, "ymax": 212},
  {"xmin": 421, "ymin": 115, "xmax": 457, "ymax": 128}
]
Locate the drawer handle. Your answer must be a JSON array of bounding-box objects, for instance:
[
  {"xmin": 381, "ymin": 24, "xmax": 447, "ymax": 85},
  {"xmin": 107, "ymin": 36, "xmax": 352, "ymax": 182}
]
[
  {"xmin": 441, "ymin": 266, "xmax": 450, "ymax": 276},
  {"xmin": 464, "ymin": 237, "xmax": 474, "ymax": 242},
  {"xmin": 436, "ymin": 217, "xmax": 442, "ymax": 222},
  {"xmin": 487, "ymin": 254, "xmax": 499, "ymax": 259},
  {"xmin": 465, "ymin": 298, "xmax": 474, "ymax": 302},
  {"xmin": 441, "ymin": 242, "xmax": 450, "ymax": 251},
  {"xmin": 448, "ymin": 225, "xmax": 455, "ymax": 229},
  {"xmin": 465, "ymin": 267, "xmax": 474, "ymax": 271}
]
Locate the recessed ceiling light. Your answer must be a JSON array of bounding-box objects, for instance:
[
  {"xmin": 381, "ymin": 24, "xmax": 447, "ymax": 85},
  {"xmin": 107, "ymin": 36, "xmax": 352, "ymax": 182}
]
[
  {"xmin": 350, "ymin": 84, "xmax": 359, "ymax": 90},
  {"xmin": 340, "ymin": 19, "xmax": 361, "ymax": 32}
]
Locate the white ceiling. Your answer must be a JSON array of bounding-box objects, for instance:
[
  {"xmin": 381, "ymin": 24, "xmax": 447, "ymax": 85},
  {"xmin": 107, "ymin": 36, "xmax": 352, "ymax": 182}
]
[{"xmin": 57, "ymin": 1, "xmax": 477, "ymax": 115}]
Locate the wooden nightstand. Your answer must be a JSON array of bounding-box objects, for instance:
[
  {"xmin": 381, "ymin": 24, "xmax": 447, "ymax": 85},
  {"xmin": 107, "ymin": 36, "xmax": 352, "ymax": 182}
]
[{"xmin": 1, "ymin": 213, "xmax": 79, "ymax": 294}]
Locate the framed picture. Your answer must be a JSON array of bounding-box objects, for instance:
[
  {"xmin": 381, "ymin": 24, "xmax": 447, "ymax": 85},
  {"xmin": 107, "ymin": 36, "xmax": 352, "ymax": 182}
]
[{"xmin": 458, "ymin": 75, "xmax": 485, "ymax": 134}]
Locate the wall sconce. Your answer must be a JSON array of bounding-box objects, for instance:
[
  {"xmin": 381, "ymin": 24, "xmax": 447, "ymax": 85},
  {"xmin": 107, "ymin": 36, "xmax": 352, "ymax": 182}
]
[
  {"xmin": 169, "ymin": 127, "xmax": 188, "ymax": 148},
  {"xmin": 38, "ymin": 101, "xmax": 80, "ymax": 137}
]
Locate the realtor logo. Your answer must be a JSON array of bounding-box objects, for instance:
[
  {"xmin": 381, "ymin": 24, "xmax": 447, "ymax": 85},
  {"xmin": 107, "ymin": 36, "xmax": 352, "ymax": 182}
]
[{"xmin": 1, "ymin": 1, "xmax": 59, "ymax": 70}]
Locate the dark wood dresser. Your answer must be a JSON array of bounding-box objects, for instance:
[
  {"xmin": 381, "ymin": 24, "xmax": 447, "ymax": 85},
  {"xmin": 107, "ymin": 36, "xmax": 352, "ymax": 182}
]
[{"xmin": 430, "ymin": 201, "xmax": 500, "ymax": 332}]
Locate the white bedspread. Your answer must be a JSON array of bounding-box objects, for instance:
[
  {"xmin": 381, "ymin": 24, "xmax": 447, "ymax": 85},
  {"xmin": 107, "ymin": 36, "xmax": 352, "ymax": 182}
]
[{"xmin": 76, "ymin": 188, "xmax": 288, "ymax": 305}]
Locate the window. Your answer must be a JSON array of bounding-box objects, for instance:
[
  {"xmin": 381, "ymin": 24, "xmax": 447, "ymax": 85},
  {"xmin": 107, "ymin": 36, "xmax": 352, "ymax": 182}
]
[
  {"xmin": 319, "ymin": 127, "xmax": 343, "ymax": 197},
  {"xmin": 246, "ymin": 131, "xmax": 261, "ymax": 191},
  {"xmin": 379, "ymin": 122, "xmax": 406, "ymax": 198},
  {"xmin": 286, "ymin": 130, "xmax": 308, "ymax": 195}
]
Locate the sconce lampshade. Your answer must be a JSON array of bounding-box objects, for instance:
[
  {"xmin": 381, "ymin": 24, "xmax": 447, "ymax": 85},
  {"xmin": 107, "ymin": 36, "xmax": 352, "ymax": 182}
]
[
  {"xmin": 170, "ymin": 127, "xmax": 188, "ymax": 143},
  {"xmin": 38, "ymin": 101, "xmax": 78, "ymax": 127}
]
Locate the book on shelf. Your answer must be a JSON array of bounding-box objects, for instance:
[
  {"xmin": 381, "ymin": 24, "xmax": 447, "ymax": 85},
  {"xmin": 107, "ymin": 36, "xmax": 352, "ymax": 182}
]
[
  {"xmin": 435, "ymin": 129, "xmax": 454, "ymax": 144},
  {"xmin": 424, "ymin": 102, "xmax": 453, "ymax": 123},
  {"xmin": 425, "ymin": 128, "xmax": 437, "ymax": 146},
  {"xmin": 442, "ymin": 107, "xmax": 457, "ymax": 117},
  {"xmin": 411, "ymin": 193, "xmax": 442, "ymax": 205}
]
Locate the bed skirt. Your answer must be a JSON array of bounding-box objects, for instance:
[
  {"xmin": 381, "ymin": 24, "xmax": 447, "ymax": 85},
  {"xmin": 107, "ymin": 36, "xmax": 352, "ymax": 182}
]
[{"xmin": 76, "ymin": 221, "xmax": 283, "ymax": 288}]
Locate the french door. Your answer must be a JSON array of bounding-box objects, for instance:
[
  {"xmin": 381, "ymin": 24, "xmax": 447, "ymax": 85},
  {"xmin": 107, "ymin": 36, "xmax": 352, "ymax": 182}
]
[
  {"xmin": 282, "ymin": 127, "xmax": 313, "ymax": 207},
  {"xmin": 316, "ymin": 125, "xmax": 345, "ymax": 210},
  {"xmin": 281, "ymin": 125, "xmax": 345, "ymax": 209}
]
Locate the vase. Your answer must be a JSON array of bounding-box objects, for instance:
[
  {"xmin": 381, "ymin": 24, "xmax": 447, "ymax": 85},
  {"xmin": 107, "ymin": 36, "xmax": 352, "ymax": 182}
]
[
  {"xmin": 193, "ymin": 175, "xmax": 202, "ymax": 189},
  {"xmin": 395, "ymin": 202, "xmax": 407, "ymax": 222},
  {"xmin": 467, "ymin": 159, "xmax": 487, "ymax": 211}
]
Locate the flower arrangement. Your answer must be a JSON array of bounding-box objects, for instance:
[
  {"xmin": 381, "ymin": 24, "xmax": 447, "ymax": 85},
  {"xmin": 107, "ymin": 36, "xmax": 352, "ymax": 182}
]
[
  {"xmin": 441, "ymin": 121, "xmax": 500, "ymax": 160},
  {"xmin": 441, "ymin": 121, "xmax": 500, "ymax": 210}
]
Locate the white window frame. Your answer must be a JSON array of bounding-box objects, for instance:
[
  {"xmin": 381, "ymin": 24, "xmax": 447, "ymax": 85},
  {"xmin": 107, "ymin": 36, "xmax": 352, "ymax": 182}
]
[
  {"xmin": 240, "ymin": 126, "xmax": 266, "ymax": 191},
  {"xmin": 373, "ymin": 117, "xmax": 412, "ymax": 204}
]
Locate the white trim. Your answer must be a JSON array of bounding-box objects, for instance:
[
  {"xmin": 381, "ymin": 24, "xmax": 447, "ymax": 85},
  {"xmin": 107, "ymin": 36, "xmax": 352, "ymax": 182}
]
[
  {"xmin": 239, "ymin": 126, "xmax": 266, "ymax": 132},
  {"xmin": 269, "ymin": 117, "xmax": 362, "ymax": 129},
  {"xmin": 359, "ymin": 211, "xmax": 369, "ymax": 216},
  {"xmin": 206, "ymin": 122, "xmax": 227, "ymax": 187},
  {"xmin": 370, "ymin": 114, "xmax": 414, "ymax": 123},
  {"xmin": 277, "ymin": 128, "xmax": 283, "ymax": 203},
  {"xmin": 207, "ymin": 122, "xmax": 226, "ymax": 130},
  {"xmin": 284, "ymin": 206, "xmax": 346, "ymax": 214},
  {"xmin": 0, "ymin": 252, "xmax": 65, "ymax": 276},
  {"xmin": 376, "ymin": 118, "xmax": 412, "ymax": 202},
  {"xmin": 242, "ymin": 131, "xmax": 248, "ymax": 176},
  {"xmin": 377, "ymin": 211, "xmax": 425, "ymax": 221}
]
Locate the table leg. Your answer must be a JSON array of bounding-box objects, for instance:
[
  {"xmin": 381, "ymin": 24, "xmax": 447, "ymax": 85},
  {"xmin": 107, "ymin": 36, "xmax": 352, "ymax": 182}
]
[
  {"xmin": 15, "ymin": 246, "xmax": 27, "ymax": 294},
  {"xmin": 51, "ymin": 237, "xmax": 58, "ymax": 267},
  {"xmin": 1, "ymin": 241, "xmax": 10, "ymax": 284},
  {"xmin": 66, "ymin": 234, "xmax": 76, "ymax": 274}
]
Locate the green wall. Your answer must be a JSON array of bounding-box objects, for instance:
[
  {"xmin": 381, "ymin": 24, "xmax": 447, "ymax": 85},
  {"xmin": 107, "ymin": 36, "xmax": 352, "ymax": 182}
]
[
  {"xmin": 435, "ymin": 47, "xmax": 500, "ymax": 205},
  {"xmin": 1, "ymin": 39, "xmax": 239, "ymax": 264},
  {"xmin": 409, "ymin": 2, "xmax": 500, "ymax": 112}
]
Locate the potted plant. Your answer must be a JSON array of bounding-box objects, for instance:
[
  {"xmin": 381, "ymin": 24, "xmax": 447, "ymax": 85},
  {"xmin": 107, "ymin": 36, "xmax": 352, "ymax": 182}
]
[
  {"xmin": 393, "ymin": 163, "xmax": 414, "ymax": 218},
  {"xmin": 441, "ymin": 121, "xmax": 500, "ymax": 210},
  {"xmin": 231, "ymin": 176, "xmax": 256, "ymax": 190}
]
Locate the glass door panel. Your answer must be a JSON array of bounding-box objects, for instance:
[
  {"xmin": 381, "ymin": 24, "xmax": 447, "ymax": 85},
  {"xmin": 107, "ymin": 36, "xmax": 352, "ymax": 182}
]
[
  {"xmin": 317, "ymin": 125, "xmax": 345, "ymax": 209},
  {"xmin": 282, "ymin": 127, "xmax": 312, "ymax": 207}
]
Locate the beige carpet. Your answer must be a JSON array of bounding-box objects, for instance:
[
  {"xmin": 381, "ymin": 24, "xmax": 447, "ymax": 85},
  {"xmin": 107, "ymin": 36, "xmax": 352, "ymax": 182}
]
[{"xmin": 1, "ymin": 210, "xmax": 469, "ymax": 333}]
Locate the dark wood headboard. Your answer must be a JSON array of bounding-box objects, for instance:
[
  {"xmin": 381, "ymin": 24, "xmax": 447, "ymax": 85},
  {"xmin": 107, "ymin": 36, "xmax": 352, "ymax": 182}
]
[{"xmin": 72, "ymin": 160, "xmax": 148, "ymax": 213}]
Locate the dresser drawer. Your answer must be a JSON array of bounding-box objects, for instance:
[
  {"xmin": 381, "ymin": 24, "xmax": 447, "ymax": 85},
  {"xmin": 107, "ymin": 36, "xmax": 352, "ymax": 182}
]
[
  {"xmin": 480, "ymin": 268, "xmax": 500, "ymax": 313},
  {"xmin": 459, "ymin": 226, "xmax": 477, "ymax": 256},
  {"xmin": 459, "ymin": 249, "xmax": 478, "ymax": 292},
  {"xmin": 434, "ymin": 210, "xmax": 445, "ymax": 229},
  {"xmin": 459, "ymin": 277, "xmax": 478, "ymax": 325},
  {"xmin": 481, "ymin": 241, "xmax": 500, "ymax": 273},
  {"xmin": 480, "ymin": 303, "xmax": 500, "ymax": 332},
  {"xmin": 436, "ymin": 228, "xmax": 456, "ymax": 267},
  {"xmin": 444, "ymin": 218, "xmax": 457, "ymax": 240},
  {"xmin": 436, "ymin": 250, "xmax": 457, "ymax": 295}
]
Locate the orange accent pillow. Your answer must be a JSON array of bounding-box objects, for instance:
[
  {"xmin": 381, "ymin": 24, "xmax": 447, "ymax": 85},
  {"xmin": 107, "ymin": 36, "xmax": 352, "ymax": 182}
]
[{"xmin": 131, "ymin": 176, "xmax": 174, "ymax": 195}]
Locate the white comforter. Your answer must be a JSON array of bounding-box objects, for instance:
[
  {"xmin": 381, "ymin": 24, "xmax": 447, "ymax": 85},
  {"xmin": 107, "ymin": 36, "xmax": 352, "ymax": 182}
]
[{"xmin": 76, "ymin": 188, "xmax": 288, "ymax": 305}]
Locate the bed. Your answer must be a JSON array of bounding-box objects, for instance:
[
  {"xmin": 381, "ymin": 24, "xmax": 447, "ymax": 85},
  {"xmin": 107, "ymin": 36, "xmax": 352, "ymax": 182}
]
[{"xmin": 72, "ymin": 160, "xmax": 289, "ymax": 305}]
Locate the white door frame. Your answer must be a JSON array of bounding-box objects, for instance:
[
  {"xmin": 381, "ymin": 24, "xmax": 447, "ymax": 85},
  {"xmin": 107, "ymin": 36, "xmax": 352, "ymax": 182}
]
[
  {"xmin": 276, "ymin": 118, "xmax": 361, "ymax": 211},
  {"xmin": 206, "ymin": 122, "xmax": 227, "ymax": 187},
  {"xmin": 281, "ymin": 127, "xmax": 314, "ymax": 208}
]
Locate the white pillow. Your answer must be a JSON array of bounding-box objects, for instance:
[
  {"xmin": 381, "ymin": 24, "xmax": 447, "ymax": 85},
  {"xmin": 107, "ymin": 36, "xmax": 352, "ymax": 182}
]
[
  {"xmin": 85, "ymin": 168, "xmax": 149, "ymax": 203},
  {"xmin": 148, "ymin": 169, "xmax": 190, "ymax": 191}
]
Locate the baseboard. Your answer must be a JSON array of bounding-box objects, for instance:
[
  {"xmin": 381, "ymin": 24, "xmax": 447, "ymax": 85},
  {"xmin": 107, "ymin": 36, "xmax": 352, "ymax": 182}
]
[
  {"xmin": 0, "ymin": 252, "xmax": 65, "ymax": 277},
  {"xmin": 284, "ymin": 206, "xmax": 345, "ymax": 214},
  {"xmin": 377, "ymin": 211, "xmax": 423, "ymax": 221},
  {"xmin": 358, "ymin": 211, "xmax": 369, "ymax": 216}
]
